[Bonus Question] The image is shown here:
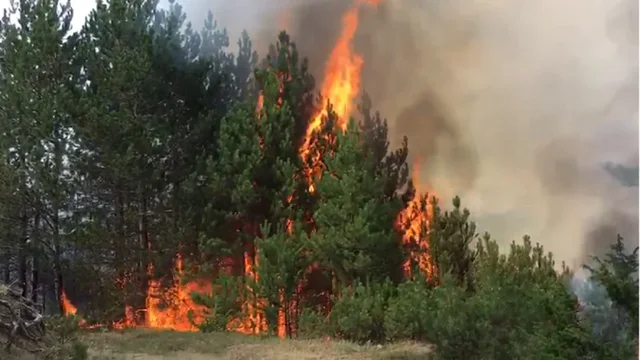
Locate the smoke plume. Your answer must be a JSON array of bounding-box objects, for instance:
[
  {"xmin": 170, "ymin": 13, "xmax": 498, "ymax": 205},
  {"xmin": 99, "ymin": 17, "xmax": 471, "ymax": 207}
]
[{"xmin": 181, "ymin": 0, "xmax": 638, "ymax": 267}]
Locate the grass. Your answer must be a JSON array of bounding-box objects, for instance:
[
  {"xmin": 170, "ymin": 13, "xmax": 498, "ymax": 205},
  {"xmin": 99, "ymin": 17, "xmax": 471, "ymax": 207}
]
[{"xmin": 82, "ymin": 329, "xmax": 433, "ymax": 360}]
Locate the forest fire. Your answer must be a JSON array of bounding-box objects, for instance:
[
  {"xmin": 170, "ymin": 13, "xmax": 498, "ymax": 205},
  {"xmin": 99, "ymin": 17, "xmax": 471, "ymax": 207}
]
[
  {"xmin": 297, "ymin": 0, "xmax": 435, "ymax": 282},
  {"xmin": 61, "ymin": 254, "xmax": 212, "ymax": 332},
  {"xmin": 61, "ymin": 0, "xmax": 434, "ymax": 336},
  {"xmin": 60, "ymin": 290, "xmax": 77, "ymax": 316},
  {"xmin": 143, "ymin": 255, "xmax": 211, "ymax": 331},
  {"xmin": 396, "ymin": 163, "xmax": 437, "ymax": 280},
  {"xmin": 299, "ymin": 1, "xmax": 369, "ymax": 192}
]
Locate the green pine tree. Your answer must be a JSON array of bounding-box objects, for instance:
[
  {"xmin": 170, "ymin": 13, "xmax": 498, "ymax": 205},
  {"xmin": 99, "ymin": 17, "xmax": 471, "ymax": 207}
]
[
  {"xmin": 310, "ymin": 117, "xmax": 405, "ymax": 287},
  {"xmin": 584, "ymin": 235, "xmax": 639, "ymax": 336},
  {"xmin": 0, "ymin": 0, "xmax": 78, "ymax": 311}
]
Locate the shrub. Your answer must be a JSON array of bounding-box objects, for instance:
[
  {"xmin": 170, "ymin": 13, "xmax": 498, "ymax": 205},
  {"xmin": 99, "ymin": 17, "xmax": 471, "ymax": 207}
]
[
  {"xmin": 384, "ymin": 277, "xmax": 431, "ymax": 341},
  {"xmin": 583, "ymin": 234, "xmax": 638, "ymax": 336},
  {"xmin": 297, "ymin": 307, "xmax": 331, "ymax": 339},
  {"xmin": 45, "ymin": 315, "xmax": 89, "ymax": 360},
  {"xmin": 46, "ymin": 315, "xmax": 82, "ymax": 343},
  {"xmin": 329, "ymin": 279, "xmax": 395, "ymax": 343},
  {"xmin": 192, "ymin": 274, "xmax": 244, "ymax": 332},
  {"xmin": 385, "ymin": 236, "xmax": 605, "ymax": 360},
  {"xmin": 579, "ymin": 234, "xmax": 639, "ymax": 359},
  {"xmin": 412, "ymin": 276, "xmax": 481, "ymax": 360},
  {"xmin": 69, "ymin": 340, "xmax": 89, "ymax": 360}
]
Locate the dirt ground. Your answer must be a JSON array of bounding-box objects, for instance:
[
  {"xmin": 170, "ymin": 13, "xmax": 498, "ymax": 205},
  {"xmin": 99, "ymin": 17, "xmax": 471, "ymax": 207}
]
[{"xmin": 81, "ymin": 329, "xmax": 433, "ymax": 360}]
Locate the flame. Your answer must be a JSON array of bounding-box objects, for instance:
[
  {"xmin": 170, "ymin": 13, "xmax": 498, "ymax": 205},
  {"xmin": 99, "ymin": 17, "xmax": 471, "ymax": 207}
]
[
  {"xmin": 112, "ymin": 306, "xmax": 136, "ymax": 329},
  {"xmin": 60, "ymin": 290, "xmax": 77, "ymax": 316},
  {"xmin": 396, "ymin": 162, "xmax": 436, "ymax": 280},
  {"xmin": 143, "ymin": 254, "xmax": 211, "ymax": 331},
  {"xmin": 60, "ymin": 289, "xmax": 96, "ymax": 328},
  {"xmin": 256, "ymin": 92, "xmax": 265, "ymax": 116},
  {"xmin": 231, "ymin": 249, "xmax": 267, "ymax": 334},
  {"xmin": 61, "ymin": 255, "xmax": 212, "ymax": 332},
  {"xmin": 299, "ymin": 0, "xmax": 381, "ymax": 192},
  {"xmin": 304, "ymin": 0, "xmax": 383, "ymax": 135}
]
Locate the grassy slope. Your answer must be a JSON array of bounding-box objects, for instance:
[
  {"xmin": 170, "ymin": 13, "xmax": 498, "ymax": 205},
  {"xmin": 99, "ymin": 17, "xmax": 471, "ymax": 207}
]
[{"xmin": 82, "ymin": 329, "xmax": 432, "ymax": 360}]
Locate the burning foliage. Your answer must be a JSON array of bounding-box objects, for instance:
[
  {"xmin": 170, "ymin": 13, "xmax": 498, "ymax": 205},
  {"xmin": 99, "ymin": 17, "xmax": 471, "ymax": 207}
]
[{"xmin": 56, "ymin": 0, "xmax": 435, "ymax": 338}]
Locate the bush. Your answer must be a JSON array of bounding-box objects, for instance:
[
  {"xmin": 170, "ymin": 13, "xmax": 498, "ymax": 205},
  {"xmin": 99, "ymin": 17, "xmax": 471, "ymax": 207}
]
[
  {"xmin": 578, "ymin": 234, "xmax": 639, "ymax": 359},
  {"xmin": 297, "ymin": 307, "xmax": 331, "ymax": 339},
  {"xmin": 45, "ymin": 315, "xmax": 89, "ymax": 360},
  {"xmin": 69, "ymin": 340, "xmax": 89, "ymax": 360},
  {"xmin": 329, "ymin": 279, "xmax": 395, "ymax": 343},
  {"xmin": 431, "ymin": 236, "xmax": 594, "ymax": 360},
  {"xmin": 385, "ymin": 277, "xmax": 431, "ymax": 341},
  {"xmin": 382, "ymin": 235, "xmax": 617, "ymax": 360},
  {"xmin": 583, "ymin": 234, "xmax": 638, "ymax": 336},
  {"xmin": 409, "ymin": 276, "xmax": 481, "ymax": 360},
  {"xmin": 192, "ymin": 274, "xmax": 244, "ymax": 332},
  {"xmin": 46, "ymin": 315, "xmax": 83, "ymax": 343}
]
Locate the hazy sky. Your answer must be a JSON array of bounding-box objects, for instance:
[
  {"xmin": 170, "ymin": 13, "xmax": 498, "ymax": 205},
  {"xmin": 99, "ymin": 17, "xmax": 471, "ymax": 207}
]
[
  {"xmin": 0, "ymin": 0, "xmax": 175, "ymax": 31},
  {"xmin": 0, "ymin": 0, "xmax": 93, "ymax": 30}
]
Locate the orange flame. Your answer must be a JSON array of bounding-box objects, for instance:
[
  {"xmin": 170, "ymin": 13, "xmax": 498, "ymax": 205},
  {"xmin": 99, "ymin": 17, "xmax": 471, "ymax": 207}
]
[
  {"xmin": 300, "ymin": 4, "xmax": 364, "ymax": 172},
  {"xmin": 233, "ymin": 249, "xmax": 267, "ymax": 334},
  {"xmin": 256, "ymin": 92, "xmax": 265, "ymax": 117},
  {"xmin": 60, "ymin": 290, "xmax": 77, "ymax": 316},
  {"xmin": 143, "ymin": 254, "xmax": 211, "ymax": 331},
  {"xmin": 61, "ymin": 255, "xmax": 213, "ymax": 332},
  {"xmin": 297, "ymin": 0, "xmax": 381, "ymax": 193},
  {"xmin": 396, "ymin": 162, "xmax": 436, "ymax": 280}
]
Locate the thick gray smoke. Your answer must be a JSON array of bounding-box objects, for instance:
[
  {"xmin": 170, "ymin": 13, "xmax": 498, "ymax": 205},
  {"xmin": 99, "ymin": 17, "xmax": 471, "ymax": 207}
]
[{"xmin": 181, "ymin": 0, "xmax": 638, "ymax": 267}]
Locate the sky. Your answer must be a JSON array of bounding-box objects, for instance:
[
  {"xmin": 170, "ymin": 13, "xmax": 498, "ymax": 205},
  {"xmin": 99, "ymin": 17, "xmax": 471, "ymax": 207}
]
[
  {"xmin": 0, "ymin": 0, "xmax": 94, "ymax": 30},
  {"xmin": 0, "ymin": 0, "xmax": 259, "ymax": 37}
]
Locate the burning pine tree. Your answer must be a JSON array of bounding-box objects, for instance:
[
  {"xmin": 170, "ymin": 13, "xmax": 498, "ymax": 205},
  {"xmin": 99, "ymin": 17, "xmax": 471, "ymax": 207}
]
[{"xmin": 56, "ymin": 0, "xmax": 436, "ymax": 339}]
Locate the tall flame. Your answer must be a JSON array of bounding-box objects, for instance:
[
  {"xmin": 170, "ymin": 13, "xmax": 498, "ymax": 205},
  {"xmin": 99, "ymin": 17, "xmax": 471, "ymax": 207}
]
[
  {"xmin": 300, "ymin": 0, "xmax": 380, "ymax": 192},
  {"xmin": 396, "ymin": 162, "xmax": 436, "ymax": 280},
  {"xmin": 61, "ymin": 290, "xmax": 78, "ymax": 316}
]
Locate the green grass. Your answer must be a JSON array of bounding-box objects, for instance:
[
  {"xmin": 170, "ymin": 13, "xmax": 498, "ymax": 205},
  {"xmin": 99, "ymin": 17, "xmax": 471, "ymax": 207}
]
[{"xmin": 81, "ymin": 329, "xmax": 433, "ymax": 360}]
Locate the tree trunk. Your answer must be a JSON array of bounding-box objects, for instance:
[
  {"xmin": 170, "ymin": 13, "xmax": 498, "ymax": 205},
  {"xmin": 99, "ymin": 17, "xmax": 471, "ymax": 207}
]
[
  {"xmin": 18, "ymin": 210, "xmax": 28, "ymax": 297},
  {"xmin": 52, "ymin": 126, "xmax": 64, "ymax": 314},
  {"xmin": 53, "ymin": 211, "xmax": 64, "ymax": 314},
  {"xmin": 284, "ymin": 295, "xmax": 292, "ymax": 339},
  {"xmin": 52, "ymin": 205, "xmax": 64, "ymax": 314},
  {"xmin": 3, "ymin": 248, "xmax": 11, "ymax": 283},
  {"xmin": 116, "ymin": 187, "xmax": 127, "ymax": 294},
  {"xmin": 31, "ymin": 211, "xmax": 40, "ymax": 304},
  {"xmin": 138, "ymin": 189, "xmax": 151, "ymax": 323}
]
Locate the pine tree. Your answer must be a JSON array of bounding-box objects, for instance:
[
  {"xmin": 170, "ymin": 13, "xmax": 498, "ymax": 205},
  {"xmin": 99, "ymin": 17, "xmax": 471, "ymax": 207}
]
[
  {"xmin": 74, "ymin": 0, "xmax": 167, "ymax": 321},
  {"xmin": 310, "ymin": 117, "xmax": 406, "ymax": 287},
  {"xmin": 261, "ymin": 31, "xmax": 318, "ymax": 149},
  {"xmin": 0, "ymin": 0, "xmax": 78, "ymax": 311},
  {"xmin": 196, "ymin": 67, "xmax": 303, "ymax": 335},
  {"xmin": 584, "ymin": 235, "xmax": 639, "ymax": 336},
  {"xmin": 430, "ymin": 196, "xmax": 479, "ymax": 289},
  {"xmin": 358, "ymin": 92, "xmax": 410, "ymax": 202}
]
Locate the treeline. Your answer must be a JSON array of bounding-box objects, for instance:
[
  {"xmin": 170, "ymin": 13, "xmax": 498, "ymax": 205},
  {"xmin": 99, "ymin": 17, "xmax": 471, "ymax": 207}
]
[{"xmin": 0, "ymin": 1, "xmax": 637, "ymax": 359}]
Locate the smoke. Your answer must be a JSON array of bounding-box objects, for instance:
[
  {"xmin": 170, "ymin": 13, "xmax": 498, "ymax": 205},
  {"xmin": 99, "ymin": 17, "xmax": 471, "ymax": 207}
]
[
  {"xmin": 571, "ymin": 270, "xmax": 634, "ymax": 342},
  {"xmin": 180, "ymin": 0, "xmax": 638, "ymax": 267}
]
